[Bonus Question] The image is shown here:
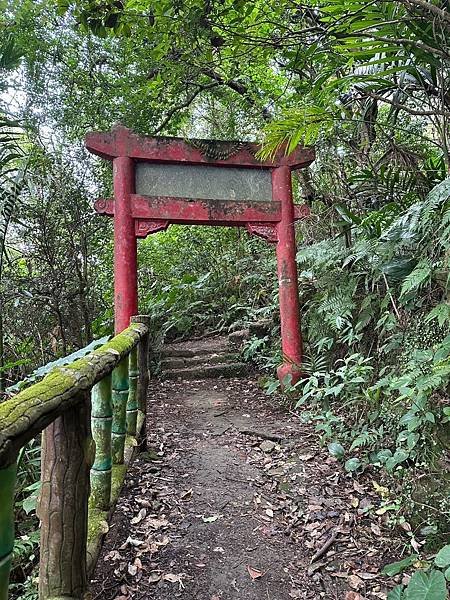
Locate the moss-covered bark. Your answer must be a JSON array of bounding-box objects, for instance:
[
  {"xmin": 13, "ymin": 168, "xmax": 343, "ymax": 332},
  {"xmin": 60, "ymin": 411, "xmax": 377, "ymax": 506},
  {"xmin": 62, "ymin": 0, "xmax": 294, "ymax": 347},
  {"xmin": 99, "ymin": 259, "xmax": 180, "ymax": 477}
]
[{"xmin": 0, "ymin": 320, "xmax": 150, "ymax": 598}]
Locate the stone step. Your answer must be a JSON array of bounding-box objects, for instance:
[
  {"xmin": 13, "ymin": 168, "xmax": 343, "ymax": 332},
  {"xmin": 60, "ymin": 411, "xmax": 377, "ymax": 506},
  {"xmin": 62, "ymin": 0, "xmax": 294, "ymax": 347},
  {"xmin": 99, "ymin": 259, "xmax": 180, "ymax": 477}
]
[
  {"xmin": 161, "ymin": 362, "xmax": 248, "ymax": 381},
  {"xmin": 161, "ymin": 353, "xmax": 237, "ymax": 370},
  {"xmin": 161, "ymin": 337, "xmax": 230, "ymax": 359}
]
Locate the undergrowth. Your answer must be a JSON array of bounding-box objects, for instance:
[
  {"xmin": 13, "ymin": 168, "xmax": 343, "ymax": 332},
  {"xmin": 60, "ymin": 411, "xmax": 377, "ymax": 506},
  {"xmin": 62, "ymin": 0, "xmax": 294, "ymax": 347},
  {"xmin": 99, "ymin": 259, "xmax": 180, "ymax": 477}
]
[{"xmin": 259, "ymin": 176, "xmax": 450, "ymax": 598}]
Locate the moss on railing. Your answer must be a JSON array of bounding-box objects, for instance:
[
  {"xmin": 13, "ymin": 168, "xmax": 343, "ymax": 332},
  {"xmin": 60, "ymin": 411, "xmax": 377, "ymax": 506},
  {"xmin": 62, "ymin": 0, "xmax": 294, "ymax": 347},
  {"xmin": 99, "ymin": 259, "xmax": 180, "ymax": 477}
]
[{"xmin": 0, "ymin": 323, "xmax": 147, "ymax": 469}]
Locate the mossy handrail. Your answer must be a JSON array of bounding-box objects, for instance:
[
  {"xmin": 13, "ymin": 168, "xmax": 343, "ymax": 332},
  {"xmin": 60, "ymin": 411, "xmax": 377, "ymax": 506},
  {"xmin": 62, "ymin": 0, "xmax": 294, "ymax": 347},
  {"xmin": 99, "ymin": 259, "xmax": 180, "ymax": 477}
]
[{"xmin": 0, "ymin": 316, "xmax": 150, "ymax": 600}]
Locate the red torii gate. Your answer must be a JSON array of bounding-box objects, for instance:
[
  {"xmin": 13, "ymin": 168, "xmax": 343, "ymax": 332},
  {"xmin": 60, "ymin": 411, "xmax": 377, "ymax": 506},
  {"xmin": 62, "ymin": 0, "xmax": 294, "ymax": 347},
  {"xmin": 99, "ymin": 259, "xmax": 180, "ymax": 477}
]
[{"xmin": 86, "ymin": 126, "xmax": 315, "ymax": 384}]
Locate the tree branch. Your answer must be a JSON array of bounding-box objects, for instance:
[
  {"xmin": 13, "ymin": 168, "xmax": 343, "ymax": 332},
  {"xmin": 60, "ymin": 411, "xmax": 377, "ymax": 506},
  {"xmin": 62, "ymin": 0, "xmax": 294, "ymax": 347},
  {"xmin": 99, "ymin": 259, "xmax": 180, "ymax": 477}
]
[
  {"xmin": 358, "ymin": 33, "xmax": 449, "ymax": 59},
  {"xmin": 152, "ymin": 82, "xmax": 220, "ymax": 134},
  {"xmin": 397, "ymin": 0, "xmax": 450, "ymax": 26},
  {"xmin": 201, "ymin": 67, "xmax": 272, "ymax": 121},
  {"xmin": 355, "ymin": 86, "xmax": 450, "ymax": 117}
]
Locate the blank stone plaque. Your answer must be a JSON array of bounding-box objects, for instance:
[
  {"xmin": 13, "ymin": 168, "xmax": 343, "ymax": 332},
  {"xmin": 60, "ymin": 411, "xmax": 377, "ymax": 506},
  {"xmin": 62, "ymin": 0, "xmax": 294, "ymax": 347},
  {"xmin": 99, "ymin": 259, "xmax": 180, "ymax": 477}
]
[{"xmin": 135, "ymin": 163, "xmax": 272, "ymax": 202}]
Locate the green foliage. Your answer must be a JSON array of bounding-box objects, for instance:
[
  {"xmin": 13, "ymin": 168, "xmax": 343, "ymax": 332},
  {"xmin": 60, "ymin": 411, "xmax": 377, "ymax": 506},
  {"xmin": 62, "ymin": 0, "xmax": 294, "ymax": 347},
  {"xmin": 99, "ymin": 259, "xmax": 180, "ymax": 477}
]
[
  {"xmin": 7, "ymin": 335, "xmax": 110, "ymax": 393},
  {"xmin": 383, "ymin": 554, "xmax": 419, "ymax": 577},
  {"xmin": 260, "ymin": 176, "xmax": 450, "ymax": 558},
  {"xmin": 138, "ymin": 225, "xmax": 277, "ymax": 345},
  {"xmin": 387, "ymin": 567, "xmax": 448, "ymax": 600}
]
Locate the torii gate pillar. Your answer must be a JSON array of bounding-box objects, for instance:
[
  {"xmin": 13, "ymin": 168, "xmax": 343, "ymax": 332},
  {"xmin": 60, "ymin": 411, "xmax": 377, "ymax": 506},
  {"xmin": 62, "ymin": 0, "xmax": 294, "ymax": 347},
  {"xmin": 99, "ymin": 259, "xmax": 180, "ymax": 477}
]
[
  {"xmin": 113, "ymin": 156, "xmax": 138, "ymax": 334},
  {"xmin": 274, "ymin": 166, "xmax": 303, "ymax": 384},
  {"xmin": 86, "ymin": 127, "xmax": 315, "ymax": 384}
]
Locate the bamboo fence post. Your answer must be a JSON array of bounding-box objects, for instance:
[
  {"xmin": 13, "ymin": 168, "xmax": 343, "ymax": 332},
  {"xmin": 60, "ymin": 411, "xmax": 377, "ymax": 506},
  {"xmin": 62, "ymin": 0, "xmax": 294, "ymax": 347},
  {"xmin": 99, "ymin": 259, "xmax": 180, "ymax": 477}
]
[
  {"xmin": 111, "ymin": 357, "xmax": 129, "ymax": 464},
  {"xmin": 0, "ymin": 460, "xmax": 17, "ymax": 600},
  {"xmin": 126, "ymin": 347, "xmax": 138, "ymax": 436},
  {"xmin": 38, "ymin": 391, "xmax": 92, "ymax": 599},
  {"xmin": 90, "ymin": 374, "xmax": 112, "ymax": 511},
  {"xmin": 131, "ymin": 315, "xmax": 150, "ymax": 449}
]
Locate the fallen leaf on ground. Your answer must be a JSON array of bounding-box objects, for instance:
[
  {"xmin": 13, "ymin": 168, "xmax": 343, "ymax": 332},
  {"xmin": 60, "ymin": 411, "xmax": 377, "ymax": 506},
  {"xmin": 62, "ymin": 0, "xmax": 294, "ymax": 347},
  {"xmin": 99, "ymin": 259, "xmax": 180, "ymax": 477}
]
[
  {"xmin": 120, "ymin": 536, "xmax": 144, "ymax": 550},
  {"xmin": 371, "ymin": 523, "xmax": 381, "ymax": 536},
  {"xmin": 104, "ymin": 550, "xmax": 121, "ymax": 561},
  {"xmin": 163, "ymin": 573, "xmax": 185, "ymax": 589},
  {"xmin": 147, "ymin": 517, "xmax": 169, "ymax": 529},
  {"xmin": 348, "ymin": 574, "xmax": 363, "ymax": 590},
  {"xmin": 247, "ymin": 565, "xmax": 264, "ymax": 580},
  {"xmin": 202, "ymin": 514, "xmax": 223, "ymax": 523},
  {"xmin": 130, "ymin": 508, "xmax": 146, "ymax": 525},
  {"xmin": 163, "ymin": 573, "xmax": 183, "ymax": 583}
]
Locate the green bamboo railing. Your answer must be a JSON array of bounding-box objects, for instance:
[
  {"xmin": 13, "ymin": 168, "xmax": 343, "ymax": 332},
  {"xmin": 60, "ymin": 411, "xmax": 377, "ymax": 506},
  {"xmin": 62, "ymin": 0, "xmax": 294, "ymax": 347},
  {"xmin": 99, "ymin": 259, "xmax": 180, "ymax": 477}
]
[{"xmin": 0, "ymin": 316, "xmax": 150, "ymax": 600}]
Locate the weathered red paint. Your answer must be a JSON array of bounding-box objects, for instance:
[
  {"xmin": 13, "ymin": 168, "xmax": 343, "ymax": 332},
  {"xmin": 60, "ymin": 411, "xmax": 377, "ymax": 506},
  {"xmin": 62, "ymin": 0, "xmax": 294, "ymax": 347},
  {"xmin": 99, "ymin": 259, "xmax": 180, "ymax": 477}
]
[
  {"xmin": 86, "ymin": 127, "xmax": 314, "ymax": 381},
  {"xmin": 273, "ymin": 166, "xmax": 303, "ymax": 385},
  {"xmin": 86, "ymin": 125, "xmax": 315, "ymax": 170},
  {"xmin": 135, "ymin": 219, "xmax": 169, "ymax": 238},
  {"xmin": 245, "ymin": 223, "xmax": 278, "ymax": 243},
  {"xmin": 95, "ymin": 195, "xmax": 309, "ymax": 226},
  {"xmin": 113, "ymin": 156, "xmax": 138, "ymax": 333}
]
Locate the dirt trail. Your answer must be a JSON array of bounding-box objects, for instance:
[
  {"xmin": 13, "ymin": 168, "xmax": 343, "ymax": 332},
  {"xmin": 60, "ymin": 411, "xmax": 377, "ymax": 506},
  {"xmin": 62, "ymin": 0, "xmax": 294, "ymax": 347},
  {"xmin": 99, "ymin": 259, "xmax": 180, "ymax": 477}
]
[{"xmin": 90, "ymin": 376, "xmax": 400, "ymax": 600}]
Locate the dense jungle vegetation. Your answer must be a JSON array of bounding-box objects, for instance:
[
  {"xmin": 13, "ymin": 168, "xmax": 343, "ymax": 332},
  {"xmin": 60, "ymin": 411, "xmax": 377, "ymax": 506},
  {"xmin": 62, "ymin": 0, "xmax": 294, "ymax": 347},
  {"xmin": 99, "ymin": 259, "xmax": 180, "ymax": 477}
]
[{"xmin": 2, "ymin": 0, "xmax": 450, "ymax": 597}]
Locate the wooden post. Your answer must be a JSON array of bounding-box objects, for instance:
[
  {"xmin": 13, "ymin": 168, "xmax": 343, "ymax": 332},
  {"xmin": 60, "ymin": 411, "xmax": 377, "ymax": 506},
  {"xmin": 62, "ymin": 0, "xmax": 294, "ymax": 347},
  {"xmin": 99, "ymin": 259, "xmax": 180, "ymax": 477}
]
[
  {"xmin": 90, "ymin": 375, "xmax": 112, "ymax": 511},
  {"xmin": 0, "ymin": 461, "xmax": 17, "ymax": 600},
  {"xmin": 131, "ymin": 315, "xmax": 150, "ymax": 449},
  {"xmin": 273, "ymin": 165, "xmax": 303, "ymax": 385},
  {"xmin": 111, "ymin": 358, "xmax": 129, "ymax": 464},
  {"xmin": 38, "ymin": 393, "xmax": 92, "ymax": 599},
  {"xmin": 126, "ymin": 347, "xmax": 138, "ymax": 436}
]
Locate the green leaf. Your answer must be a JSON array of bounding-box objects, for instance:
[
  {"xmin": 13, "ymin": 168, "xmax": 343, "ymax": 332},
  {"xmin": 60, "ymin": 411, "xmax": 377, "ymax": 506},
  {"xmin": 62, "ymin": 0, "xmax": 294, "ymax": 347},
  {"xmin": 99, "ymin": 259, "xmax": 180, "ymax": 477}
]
[
  {"xmin": 400, "ymin": 259, "xmax": 432, "ymax": 299},
  {"xmin": 435, "ymin": 545, "xmax": 450, "ymax": 568},
  {"xmin": 328, "ymin": 442, "xmax": 345, "ymax": 459},
  {"xmin": 380, "ymin": 257, "xmax": 417, "ymax": 281},
  {"xmin": 386, "ymin": 449, "xmax": 409, "ymax": 471},
  {"xmin": 22, "ymin": 490, "xmax": 39, "ymax": 515},
  {"xmin": 344, "ymin": 457, "xmax": 361, "ymax": 472},
  {"xmin": 407, "ymin": 433, "xmax": 419, "ymax": 450},
  {"xmin": 405, "ymin": 569, "xmax": 447, "ymax": 600},
  {"xmin": 382, "ymin": 554, "xmax": 418, "ymax": 576},
  {"xmin": 387, "ymin": 585, "xmax": 404, "ymax": 600},
  {"xmin": 426, "ymin": 304, "xmax": 450, "ymax": 328}
]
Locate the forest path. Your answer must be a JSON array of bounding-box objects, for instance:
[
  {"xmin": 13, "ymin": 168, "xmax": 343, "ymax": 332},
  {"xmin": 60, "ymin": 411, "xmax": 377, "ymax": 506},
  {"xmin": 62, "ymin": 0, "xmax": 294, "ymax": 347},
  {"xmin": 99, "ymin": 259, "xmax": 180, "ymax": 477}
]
[{"xmin": 90, "ymin": 373, "xmax": 398, "ymax": 600}]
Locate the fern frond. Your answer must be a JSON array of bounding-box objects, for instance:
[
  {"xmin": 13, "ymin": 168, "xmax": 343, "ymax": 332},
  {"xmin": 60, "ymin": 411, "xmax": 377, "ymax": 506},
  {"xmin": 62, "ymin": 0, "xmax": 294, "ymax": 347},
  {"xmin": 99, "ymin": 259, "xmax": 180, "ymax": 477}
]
[{"xmin": 400, "ymin": 259, "xmax": 432, "ymax": 299}]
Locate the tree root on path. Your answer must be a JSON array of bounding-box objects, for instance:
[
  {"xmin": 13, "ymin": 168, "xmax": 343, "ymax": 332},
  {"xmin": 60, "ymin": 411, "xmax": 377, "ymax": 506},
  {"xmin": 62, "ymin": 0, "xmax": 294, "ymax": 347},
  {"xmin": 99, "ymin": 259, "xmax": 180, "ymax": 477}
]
[{"xmin": 310, "ymin": 529, "xmax": 340, "ymax": 564}]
